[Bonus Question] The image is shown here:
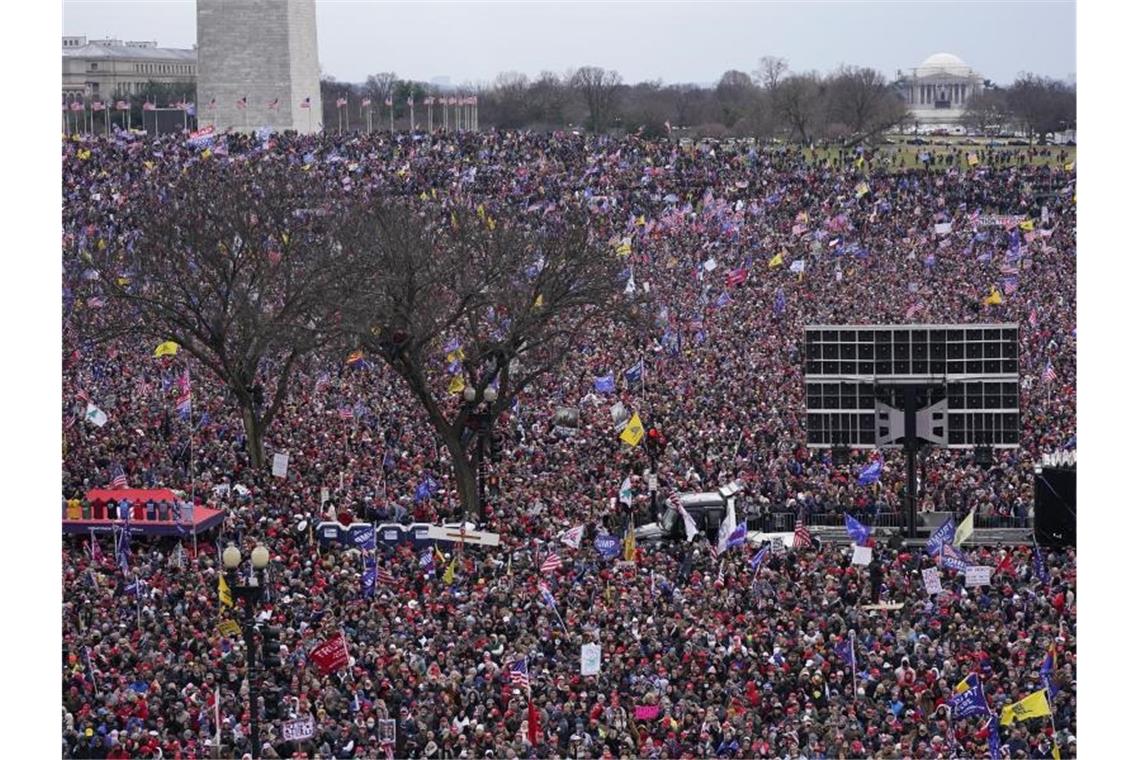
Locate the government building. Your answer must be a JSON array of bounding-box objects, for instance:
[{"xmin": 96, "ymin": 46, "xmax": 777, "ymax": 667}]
[
  {"xmin": 897, "ymin": 53, "xmax": 985, "ymax": 126},
  {"xmin": 62, "ymin": 36, "xmax": 197, "ymax": 101}
]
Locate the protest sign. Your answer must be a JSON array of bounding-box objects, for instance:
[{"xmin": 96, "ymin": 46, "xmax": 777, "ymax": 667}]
[
  {"xmin": 965, "ymin": 566, "xmax": 992, "ymax": 588},
  {"xmin": 634, "ymin": 705, "xmax": 660, "ymax": 721},
  {"xmin": 922, "ymin": 567, "xmax": 943, "ymax": 596},
  {"xmin": 272, "ymin": 452, "xmax": 289, "ymax": 478},
  {"xmin": 282, "ymin": 716, "xmax": 315, "ymax": 742},
  {"xmin": 309, "ymin": 634, "xmax": 349, "ymax": 674},
  {"xmin": 851, "ymin": 545, "xmax": 873, "ymax": 566},
  {"xmin": 581, "ymin": 643, "xmax": 601, "ymax": 676}
]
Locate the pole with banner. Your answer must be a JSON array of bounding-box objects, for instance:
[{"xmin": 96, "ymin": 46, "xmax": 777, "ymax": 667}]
[
  {"xmin": 426, "ymin": 96, "xmax": 433, "ymax": 133},
  {"xmin": 408, "ymin": 96, "xmax": 415, "ymax": 132}
]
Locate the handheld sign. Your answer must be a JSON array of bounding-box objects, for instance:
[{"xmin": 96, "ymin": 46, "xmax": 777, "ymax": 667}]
[
  {"xmin": 922, "ymin": 567, "xmax": 943, "ymax": 596},
  {"xmin": 282, "ymin": 716, "xmax": 315, "ymax": 742},
  {"xmin": 851, "ymin": 545, "xmax": 873, "ymax": 566},
  {"xmin": 272, "ymin": 452, "xmax": 289, "ymax": 478},
  {"xmin": 964, "ymin": 566, "xmax": 992, "ymax": 588},
  {"xmin": 425, "ymin": 524, "xmax": 501, "ymax": 547},
  {"xmin": 581, "ymin": 643, "xmax": 602, "ymax": 676}
]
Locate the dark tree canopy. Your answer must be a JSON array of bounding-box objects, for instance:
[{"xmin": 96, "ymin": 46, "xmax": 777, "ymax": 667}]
[
  {"xmin": 81, "ymin": 158, "xmax": 350, "ymax": 467},
  {"xmin": 571, "ymin": 66, "xmax": 624, "ymax": 132}
]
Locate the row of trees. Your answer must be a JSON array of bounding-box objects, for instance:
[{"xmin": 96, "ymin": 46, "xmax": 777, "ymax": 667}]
[
  {"xmin": 80, "ymin": 160, "xmax": 640, "ymax": 516},
  {"xmin": 320, "ymin": 58, "xmax": 909, "ymax": 143},
  {"xmin": 960, "ymin": 74, "xmax": 1076, "ymax": 142}
]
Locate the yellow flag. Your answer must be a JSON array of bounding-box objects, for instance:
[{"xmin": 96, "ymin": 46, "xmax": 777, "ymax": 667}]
[
  {"xmin": 1000, "ymin": 688, "xmax": 1051, "ymax": 726},
  {"xmin": 533, "ymin": 294, "xmax": 544, "ymax": 308},
  {"xmin": 623, "ymin": 518, "xmax": 636, "ymax": 562},
  {"xmin": 1052, "ymin": 743, "xmax": 1061, "ymax": 760},
  {"xmin": 615, "ymin": 239, "xmax": 632, "ymax": 257},
  {"xmin": 116, "ymin": 276, "xmax": 130, "ymax": 286},
  {"xmin": 1064, "ymin": 162, "xmax": 1074, "ymax": 172},
  {"xmin": 218, "ymin": 575, "xmax": 233, "ymax": 609},
  {"xmin": 476, "ymin": 203, "xmax": 485, "ymax": 219},
  {"xmin": 443, "ymin": 557, "xmax": 457, "ymax": 585},
  {"xmin": 855, "ymin": 181, "xmax": 869, "ymax": 198},
  {"xmin": 434, "ymin": 546, "xmax": 446, "ymax": 565},
  {"xmin": 486, "ymin": 216, "xmax": 496, "ymax": 230},
  {"xmin": 620, "ymin": 413, "xmax": 645, "ymax": 446},
  {"xmin": 154, "ymin": 341, "xmax": 179, "ymax": 358},
  {"xmin": 796, "ymin": 211, "xmax": 809, "ymax": 225},
  {"xmin": 1019, "ymin": 220, "xmax": 1035, "ymax": 232},
  {"xmin": 77, "ymin": 148, "xmax": 91, "ymax": 161},
  {"xmin": 419, "ymin": 191, "xmax": 429, "ymax": 201},
  {"xmin": 768, "ymin": 252, "xmax": 784, "ymax": 269},
  {"xmin": 854, "ymin": 155, "xmax": 864, "ymax": 169},
  {"xmin": 448, "ymin": 376, "xmax": 466, "ymax": 395},
  {"xmin": 446, "ymin": 348, "xmax": 465, "ymax": 363},
  {"xmin": 635, "ymin": 215, "xmax": 646, "ymax": 226},
  {"xmin": 953, "ymin": 510, "xmax": 974, "ymax": 547},
  {"xmin": 201, "ymin": 148, "xmax": 212, "ymax": 160},
  {"xmin": 984, "ymin": 288, "xmax": 1003, "ymax": 306},
  {"xmin": 217, "ymin": 618, "xmax": 241, "ymax": 637}
]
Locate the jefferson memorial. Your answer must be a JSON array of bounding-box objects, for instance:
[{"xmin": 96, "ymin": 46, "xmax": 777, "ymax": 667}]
[{"xmin": 897, "ymin": 53, "xmax": 985, "ymax": 126}]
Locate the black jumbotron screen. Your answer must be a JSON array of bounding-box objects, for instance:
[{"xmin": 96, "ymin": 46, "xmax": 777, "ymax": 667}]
[{"xmin": 803, "ymin": 324, "xmax": 1020, "ymax": 449}]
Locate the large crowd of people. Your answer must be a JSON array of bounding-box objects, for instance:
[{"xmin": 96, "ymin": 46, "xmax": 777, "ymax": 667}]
[{"xmin": 62, "ymin": 128, "xmax": 1076, "ymax": 759}]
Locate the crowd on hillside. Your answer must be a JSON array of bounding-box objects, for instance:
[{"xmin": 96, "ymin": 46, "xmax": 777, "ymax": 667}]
[{"xmin": 62, "ymin": 128, "xmax": 1076, "ymax": 759}]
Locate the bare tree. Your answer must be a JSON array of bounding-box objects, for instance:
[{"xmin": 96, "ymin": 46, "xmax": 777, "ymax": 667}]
[
  {"xmin": 335, "ymin": 203, "xmax": 641, "ymax": 520},
  {"xmin": 773, "ymin": 73, "xmax": 824, "ymax": 143},
  {"xmin": 364, "ymin": 72, "xmax": 398, "ymax": 109},
  {"xmin": 571, "ymin": 66, "xmax": 624, "ymax": 132},
  {"xmin": 490, "ymin": 71, "xmax": 531, "ymax": 128},
  {"xmin": 80, "ymin": 160, "xmax": 349, "ymax": 469},
  {"xmin": 827, "ymin": 65, "xmax": 908, "ymax": 143},
  {"xmin": 1007, "ymin": 74, "xmax": 1076, "ymax": 143},
  {"xmin": 528, "ymin": 70, "xmax": 573, "ymax": 127},
  {"xmin": 754, "ymin": 56, "xmax": 788, "ymax": 92},
  {"xmin": 714, "ymin": 70, "xmax": 758, "ymax": 129},
  {"xmin": 960, "ymin": 89, "xmax": 1010, "ymax": 135}
]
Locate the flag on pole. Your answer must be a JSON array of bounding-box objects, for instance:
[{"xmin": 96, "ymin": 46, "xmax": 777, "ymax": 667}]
[
  {"xmin": 1000, "ymin": 688, "xmax": 1051, "ymax": 725},
  {"xmin": 748, "ymin": 545, "xmax": 769, "ymax": 570},
  {"xmin": 336, "ymin": 97, "xmax": 348, "ymax": 108},
  {"xmin": 218, "ymin": 574, "xmax": 233, "ymax": 609},
  {"xmin": 844, "ymin": 513, "xmax": 871, "ymax": 545},
  {"xmin": 623, "ymin": 518, "xmax": 637, "ymax": 562},
  {"xmin": 377, "ymin": 566, "xmax": 398, "ymax": 586},
  {"xmin": 793, "ymin": 509, "xmax": 812, "ymax": 549},
  {"xmin": 267, "ymin": 98, "xmax": 280, "ymax": 111},
  {"xmin": 361, "ymin": 98, "xmax": 372, "ymax": 108},
  {"xmin": 510, "ymin": 658, "xmax": 530, "ymax": 690},
  {"xmin": 1041, "ymin": 644, "xmax": 1059, "ymax": 699},
  {"xmin": 540, "ymin": 553, "xmax": 562, "ymax": 573},
  {"xmin": 154, "ymin": 341, "xmax": 179, "ymax": 358},
  {"xmin": 560, "ymin": 526, "xmax": 585, "ymax": 549},
  {"xmin": 953, "ymin": 510, "xmax": 975, "ymax": 547},
  {"xmin": 618, "ymin": 476, "xmax": 634, "ymax": 507},
  {"xmin": 672, "ymin": 495, "xmax": 699, "ymax": 542},
  {"xmin": 109, "ymin": 463, "xmax": 128, "ymax": 490},
  {"xmin": 235, "ymin": 96, "xmax": 247, "ymax": 109},
  {"xmin": 300, "ymin": 97, "xmax": 311, "ymax": 109},
  {"xmin": 857, "ymin": 459, "xmax": 883, "ymax": 486},
  {"xmin": 594, "ymin": 374, "xmax": 616, "ymax": 393},
  {"xmin": 1042, "ymin": 360, "xmax": 1057, "ymax": 384},
  {"xmin": 950, "ymin": 680, "xmax": 991, "ymax": 719},
  {"xmin": 620, "ymin": 413, "xmax": 645, "ymax": 446}
]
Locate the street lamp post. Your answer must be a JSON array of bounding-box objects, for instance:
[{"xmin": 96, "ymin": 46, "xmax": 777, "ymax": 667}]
[
  {"xmin": 462, "ymin": 385, "xmax": 498, "ymax": 522},
  {"xmin": 223, "ymin": 543, "xmax": 270, "ymax": 760}
]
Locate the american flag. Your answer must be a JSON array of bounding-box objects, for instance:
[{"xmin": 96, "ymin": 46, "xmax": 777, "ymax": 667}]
[
  {"xmin": 70, "ymin": 101, "xmax": 85, "ymax": 111},
  {"xmin": 424, "ymin": 96, "xmax": 435, "ymax": 106},
  {"xmin": 207, "ymin": 97, "xmax": 217, "ymax": 109},
  {"xmin": 540, "ymin": 553, "xmax": 561, "ymax": 573},
  {"xmin": 109, "ymin": 463, "xmax": 128, "ymax": 490},
  {"xmin": 300, "ymin": 97, "xmax": 311, "ymax": 109},
  {"xmin": 377, "ymin": 566, "xmax": 398, "ymax": 586},
  {"xmin": 236, "ymin": 96, "xmax": 247, "ymax": 109},
  {"xmin": 336, "ymin": 97, "xmax": 348, "ymax": 108},
  {"xmin": 115, "ymin": 100, "xmax": 129, "ymax": 111},
  {"xmin": 792, "ymin": 510, "xmax": 813, "ymax": 550},
  {"xmin": 1042, "ymin": 360, "xmax": 1057, "ymax": 384},
  {"xmin": 267, "ymin": 98, "xmax": 280, "ymax": 110},
  {"xmin": 92, "ymin": 101, "xmax": 105, "ymax": 112},
  {"xmin": 510, "ymin": 658, "xmax": 530, "ymax": 691},
  {"xmin": 338, "ymin": 406, "xmax": 354, "ymax": 421},
  {"xmin": 142, "ymin": 102, "xmax": 156, "ymax": 111},
  {"xmin": 361, "ymin": 98, "xmax": 372, "ymax": 108},
  {"xmin": 407, "ymin": 96, "xmax": 414, "ymax": 106},
  {"xmin": 1029, "ymin": 308, "xmax": 1039, "ymax": 328},
  {"xmin": 385, "ymin": 96, "xmax": 393, "ymax": 107}
]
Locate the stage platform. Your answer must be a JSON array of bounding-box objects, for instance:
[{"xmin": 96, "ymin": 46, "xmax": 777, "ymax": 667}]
[{"xmin": 63, "ymin": 505, "xmax": 225, "ymax": 537}]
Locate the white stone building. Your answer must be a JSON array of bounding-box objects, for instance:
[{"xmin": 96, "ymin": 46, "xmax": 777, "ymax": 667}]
[
  {"xmin": 897, "ymin": 53, "xmax": 985, "ymax": 126},
  {"xmin": 62, "ymin": 36, "xmax": 197, "ymax": 101}
]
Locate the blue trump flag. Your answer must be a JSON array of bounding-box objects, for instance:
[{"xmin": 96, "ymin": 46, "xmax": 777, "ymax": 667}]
[
  {"xmin": 926, "ymin": 517, "xmax": 955, "ymax": 556},
  {"xmin": 950, "ymin": 680, "xmax": 990, "ymax": 719},
  {"xmin": 594, "ymin": 534, "xmax": 620, "ymax": 560},
  {"xmin": 1032, "ymin": 545, "xmax": 1050, "ymax": 586},
  {"xmin": 844, "ymin": 514, "xmax": 871, "ymax": 545},
  {"xmin": 774, "ymin": 289, "xmax": 786, "ymax": 316},
  {"xmin": 940, "ymin": 543, "xmax": 969, "ymax": 573},
  {"xmin": 1041, "ymin": 646, "xmax": 1059, "ymax": 699},
  {"xmin": 594, "ymin": 374, "xmax": 616, "ymax": 393},
  {"xmin": 624, "ymin": 360, "xmax": 644, "ymax": 386},
  {"xmin": 414, "ymin": 474, "xmax": 440, "ymax": 503},
  {"xmin": 985, "ymin": 714, "xmax": 1002, "ymax": 760},
  {"xmin": 834, "ymin": 638, "xmax": 855, "ymax": 668},
  {"xmin": 857, "ymin": 459, "xmax": 882, "ymax": 486},
  {"xmin": 748, "ymin": 545, "xmax": 769, "ymax": 571},
  {"xmin": 361, "ymin": 561, "xmax": 376, "ymax": 599}
]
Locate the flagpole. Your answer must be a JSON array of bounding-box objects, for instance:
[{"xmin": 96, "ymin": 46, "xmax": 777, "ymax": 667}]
[{"xmin": 849, "ymin": 629, "xmax": 857, "ymax": 701}]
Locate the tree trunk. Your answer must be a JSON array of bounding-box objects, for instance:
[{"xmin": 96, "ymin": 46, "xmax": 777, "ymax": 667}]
[
  {"xmin": 240, "ymin": 404, "xmax": 266, "ymax": 470},
  {"xmin": 443, "ymin": 434, "xmax": 479, "ymax": 522}
]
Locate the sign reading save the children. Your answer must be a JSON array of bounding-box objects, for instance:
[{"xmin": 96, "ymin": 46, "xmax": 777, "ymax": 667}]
[
  {"xmin": 282, "ymin": 716, "xmax": 315, "ymax": 742},
  {"xmin": 922, "ymin": 567, "xmax": 943, "ymax": 596}
]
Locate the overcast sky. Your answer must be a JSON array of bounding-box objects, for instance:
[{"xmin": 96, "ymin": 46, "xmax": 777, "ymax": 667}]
[{"xmin": 63, "ymin": 0, "xmax": 1075, "ymax": 86}]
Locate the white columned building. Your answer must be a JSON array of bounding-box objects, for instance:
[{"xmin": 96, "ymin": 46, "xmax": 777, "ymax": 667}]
[{"xmin": 898, "ymin": 53, "xmax": 984, "ymax": 127}]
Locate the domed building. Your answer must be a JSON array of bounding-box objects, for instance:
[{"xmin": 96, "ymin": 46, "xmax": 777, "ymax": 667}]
[{"xmin": 898, "ymin": 53, "xmax": 985, "ymax": 125}]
